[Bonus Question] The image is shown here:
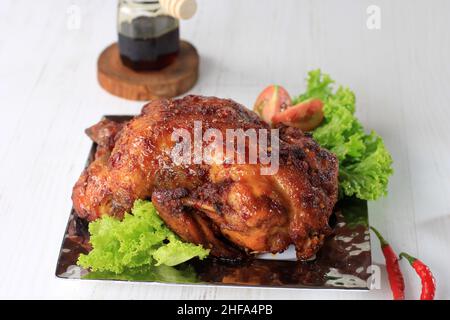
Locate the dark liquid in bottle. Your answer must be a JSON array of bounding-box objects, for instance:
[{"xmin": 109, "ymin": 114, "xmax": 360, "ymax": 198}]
[{"xmin": 119, "ymin": 16, "xmax": 179, "ymax": 71}]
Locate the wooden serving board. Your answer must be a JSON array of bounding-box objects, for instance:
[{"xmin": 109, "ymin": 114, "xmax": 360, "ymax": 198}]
[{"xmin": 97, "ymin": 41, "xmax": 199, "ymax": 101}]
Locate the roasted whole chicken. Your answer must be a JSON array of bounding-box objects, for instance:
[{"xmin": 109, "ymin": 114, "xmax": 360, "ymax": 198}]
[{"xmin": 72, "ymin": 96, "xmax": 338, "ymax": 260}]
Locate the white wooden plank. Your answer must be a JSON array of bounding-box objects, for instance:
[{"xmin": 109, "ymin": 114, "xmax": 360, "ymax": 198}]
[{"xmin": 0, "ymin": 0, "xmax": 449, "ymax": 299}]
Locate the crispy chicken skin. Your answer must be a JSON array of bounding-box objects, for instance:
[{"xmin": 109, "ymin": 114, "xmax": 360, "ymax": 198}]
[{"xmin": 72, "ymin": 95, "xmax": 338, "ymax": 260}]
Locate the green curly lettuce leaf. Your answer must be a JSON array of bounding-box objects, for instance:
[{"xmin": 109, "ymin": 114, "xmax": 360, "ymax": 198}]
[
  {"xmin": 77, "ymin": 200, "xmax": 209, "ymax": 274},
  {"xmin": 293, "ymin": 69, "xmax": 393, "ymax": 200}
]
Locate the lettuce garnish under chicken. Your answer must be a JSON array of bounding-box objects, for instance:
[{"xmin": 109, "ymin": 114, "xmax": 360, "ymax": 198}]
[{"xmin": 77, "ymin": 200, "xmax": 209, "ymax": 274}]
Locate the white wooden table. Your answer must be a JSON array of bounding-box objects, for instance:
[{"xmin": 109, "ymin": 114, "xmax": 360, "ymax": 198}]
[{"xmin": 1, "ymin": 0, "xmax": 449, "ymax": 300}]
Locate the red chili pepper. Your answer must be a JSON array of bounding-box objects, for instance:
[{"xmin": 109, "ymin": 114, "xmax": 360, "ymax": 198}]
[
  {"xmin": 399, "ymin": 252, "xmax": 436, "ymax": 300},
  {"xmin": 370, "ymin": 227, "xmax": 405, "ymax": 300}
]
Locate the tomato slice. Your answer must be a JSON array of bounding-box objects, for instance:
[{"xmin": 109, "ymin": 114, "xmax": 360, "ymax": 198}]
[
  {"xmin": 272, "ymin": 99, "xmax": 324, "ymax": 131},
  {"xmin": 253, "ymin": 85, "xmax": 292, "ymax": 124}
]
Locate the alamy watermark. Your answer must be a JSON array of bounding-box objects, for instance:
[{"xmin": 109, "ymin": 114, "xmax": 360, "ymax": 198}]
[
  {"xmin": 67, "ymin": 4, "xmax": 82, "ymax": 30},
  {"xmin": 367, "ymin": 5, "xmax": 381, "ymax": 30},
  {"xmin": 367, "ymin": 264, "xmax": 382, "ymax": 290},
  {"xmin": 170, "ymin": 121, "xmax": 280, "ymax": 175}
]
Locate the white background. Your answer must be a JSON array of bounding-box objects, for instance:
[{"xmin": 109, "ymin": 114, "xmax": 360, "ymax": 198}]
[{"xmin": 0, "ymin": 0, "xmax": 449, "ymax": 299}]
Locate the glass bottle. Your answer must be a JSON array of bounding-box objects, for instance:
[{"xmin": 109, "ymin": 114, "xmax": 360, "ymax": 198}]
[{"xmin": 117, "ymin": 0, "xmax": 180, "ymax": 71}]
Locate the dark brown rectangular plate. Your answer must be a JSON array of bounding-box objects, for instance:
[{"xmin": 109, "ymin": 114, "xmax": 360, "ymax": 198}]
[{"xmin": 56, "ymin": 116, "xmax": 372, "ymax": 290}]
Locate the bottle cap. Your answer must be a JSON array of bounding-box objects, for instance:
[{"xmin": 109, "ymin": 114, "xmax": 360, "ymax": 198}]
[{"xmin": 160, "ymin": 0, "xmax": 197, "ymax": 20}]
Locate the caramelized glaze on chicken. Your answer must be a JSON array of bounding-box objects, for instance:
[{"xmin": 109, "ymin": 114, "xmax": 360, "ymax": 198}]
[{"xmin": 72, "ymin": 96, "xmax": 339, "ymax": 260}]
